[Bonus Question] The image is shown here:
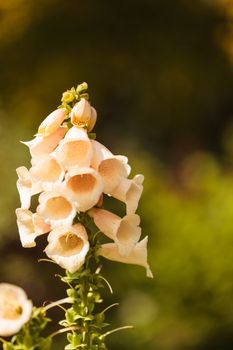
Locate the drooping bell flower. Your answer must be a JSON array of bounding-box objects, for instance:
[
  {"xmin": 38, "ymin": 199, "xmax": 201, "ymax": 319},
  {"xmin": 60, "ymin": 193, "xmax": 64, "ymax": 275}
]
[
  {"xmin": 111, "ymin": 174, "xmax": 144, "ymax": 214},
  {"xmin": 0, "ymin": 283, "xmax": 32, "ymax": 337},
  {"xmin": 16, "ymin": 208, "xmax": 50, "ymax": 248},
  {"xmin": 71, "ymin": 98, "xmax": 97, "ymax": 131},
  {"xmin": 90, "ymin": 208, "xmax": 141, "ymax": 256},
  {"xmin": 91, "ymin": 140, "xmax": 131, "ymax": 193},
  {"xmin": 64, "ymin": 167, "xmax": 104, "ymax": 212},
  {"xmin": 98, "ymin": 236, "xmax": 153, "ymax": 278},
  {"xmin": 44, "ymin": 224, "xmax": 89, "ymax": 273},
  {"xmin": 55, "ymin": 127, "xmax": 93, "ymax": 169},
  {"xmin": 16, "ymin": 166, "xmax": 41, "ymax": 209},
  {"xmin": 37, "ymin": 108, "xmax": 67, "ymax": 136},
  {"xmin": 37, "ymin": 191, "xmax": 76, "ymax": 228}
]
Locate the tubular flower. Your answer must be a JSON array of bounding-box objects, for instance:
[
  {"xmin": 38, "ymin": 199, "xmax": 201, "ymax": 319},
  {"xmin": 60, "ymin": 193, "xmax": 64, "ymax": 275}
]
[
  {"xmin": 37, "ymin": 108, "xmax": 67, "ymax": 136},
  {"xmin": 91, "ymin": 140, "xmax": 131, "ymax": 193},
  {"xmin": 44, "ymin": 224, "xmax": 89, "ymax": 273},
  {"xmin": 64, "ymin": 167, "xmax": 104, "ymax": 212},
  {"xmin": 16, "ymin": 208, "xmax": 50, "ymax": 248},
  {"xmin": 90, "ymin": 208, "xmax": 141, "ymax": 256},
  {"xmin": 37, "ymin": 191, "xmax": 76, "ymax": 228},
  {"xmin": 55, "ymin": 127, "xmax": 93, "ymax": 169},
  {"xmin": 21, "ymin": 126, "xmax": 68, "ymax": 159},
  {"xmin": 0, "ymin": 283, "xmax": 32, "ymax": 337},
  {"xmin": 111, "ymin": 174, "xmax": 144, "ymax": 214},
  {"xmin": 16, "ymin": 166, "xmax": 41, "ymax": 209},
  {"xmin": 98, "ymin": 237, "xmax": 153, "ymax": 278},
  {"xmin": 30, "ymin": 155, "xmax": 65, "ymax": 191}
]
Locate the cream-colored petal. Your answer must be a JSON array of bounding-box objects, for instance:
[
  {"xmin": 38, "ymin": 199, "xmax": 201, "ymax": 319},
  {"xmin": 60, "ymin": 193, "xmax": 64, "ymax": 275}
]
[
  {"xmin": 0, "ymin": 283, "xmax": 32, "ymax": 336},
  {"xmin": 91, "ymin": 209, "xmax": 141, "ymax": 257},
  {"xmin": 65, "ymin": 167, "xmax": 104, "ymax": 212},
  {"xmin": 44, "ymin": 224, "xmax": 89, "ymax": 273},
  {"xmin": 71, "ymin": 99, "xmax": 92, "ymax": 128},
  {"xmin": 16, "ymin": 167, "xmax": 41, "ymax": 209},
  {"xmin": 111, "ymin": 174, "xmax": 144, "ymax": 214},
  {"xmin": 90, "ymin": 208, "xmax": 121, "ymax": 239},
  {"xmin": 98, "ymin": 237, "xmax": 153, "ymax": 278},
  {"xmin": 16, "ymin": 208, "xmax": 50, "ymax": 248},
  {"xmin": 30, "ymin": 156, "xmax": 64, "ymax": 191},
  {"xmin": 37, "ymin": 191, "xmax": 76, "ymax": 228},
  {"xmin": 91, "ymin": 140, "xmax": 131, "ymax": 193},
  {"xmin": 87, "ymin": 107, "xmax": 97, "ymax": 132},
  {"xmin": 37, "ymin": 108, "xmax": 66, "ymax": 136},
  {"xmin": 55, "ymin": 127, "xmax": 93, "ymax": 169},
  {"xmin": 21, "ymin": 126, "xmax": 67, "ymax": 158}
]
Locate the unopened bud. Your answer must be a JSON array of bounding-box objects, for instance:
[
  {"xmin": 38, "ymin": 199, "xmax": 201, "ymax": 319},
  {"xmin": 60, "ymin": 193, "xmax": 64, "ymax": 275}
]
[
  {"xmin": 77, "ymin": 82, "xmax": 88, "ymax": 93},
  {"xmin": 62, "ymin": 91, "xmax": 75, "ymax": 104},
  {"xmin": 87, "ymin": 107, "xmax": 97, "ymax": 132},
  {"xmin": 71, "ymin": 98, "xmax": 92, "ymax": 128}
]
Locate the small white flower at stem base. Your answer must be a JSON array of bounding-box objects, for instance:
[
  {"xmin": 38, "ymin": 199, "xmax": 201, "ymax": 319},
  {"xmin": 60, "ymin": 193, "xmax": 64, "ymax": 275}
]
[
  {"xmin": 0, "ymin": 283, "xmax": 32, "ymax": 337},
  {"xmin": 55, "ymin": 127, "xmax": 93, "ymax": 169},
  {"xmin": 21, "ymin": 126, "xmax": 68, "ymax": 159},
  {"xmin": 90, "ymin": 208, "xmax": 141, "ymax": 257},
  {"xmin": 16, "ymin": 166, "xmax": 41, "ymax": 209},
  {"xmin": 30, "ymin": 155, "xmax": 65, "ymax": 191},
  {"xmin": 37, "ymin": 108, "xmax": 67, "ymax": 136},
  {"xmin": 37, "ymin": 191, "xmax": 76, "ymax": 229},
  {"xmin": 16, "ymin": 208, "xmax": 50, "ymax": 248},
  {"xmin": 91, "ymin": 140, "xmax": 131, "ymax": 193},
  {"xmin": 98, "ymin": 237, "xmax": 153, "ymax": 278},
  {"xmin": 111, "ymin": 174, "xmax": 144, "ymax": 214},
  {"xmin": 64, "ymin": 167, "xmax": 104, "ymax": 212},
  {"xmin": 44, "ymin": 224, "xmax": 89, "ymax": 273}
]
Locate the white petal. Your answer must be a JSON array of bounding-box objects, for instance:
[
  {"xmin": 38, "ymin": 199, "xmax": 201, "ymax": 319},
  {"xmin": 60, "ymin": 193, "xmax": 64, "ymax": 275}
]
[
  {"xmin": 91, "ymin": 140, "xmax": 131, "ymax": 193},
  {"xmin": 37, "ymin": 108, "xmax": 66, "ymax": 136},
  {"xmin": 16, "ymin": 208, "xmax": 50, "ymax": 248},
  {"xmin": 16, "ymin": 167, "xmax": 41, "ymax": 209},
  {"xmin": 91, "ymin": 209, "xmax": 141, "ymax": 256},
  {"xmin": 44, "ymin": 224, "xmax": 89, "ymax": 273},
  {"xmin": 55, "ymin": 127, "xmax": 93, "ymax": 169},
  {"xmin": 21, "ymin": 126, "xmax": 67, "ymax": 158},
  {"xmin": 71, "ymin": 99, "xmax": 92, "ymax": 128},
  {"xmin": 65, "ymin": 167, "xmax": 104, "ymax": 212},
  {"xmin": 98, "ymin": 237, "xmax": 153, "ymax": 278},
  {"xmin": 37, "ymin": 191, "xmax": 76, "ymax": 228},
  {"xmin": 0, "ymin": 283, "xmax": 32, "ymax": 336},
  {"xmin": 111, "ymin": 174, "xmax": 144, "ymax": 214},
  {"xmin": 30, "ymin": 155, "xmax": 65, "ymax": 191}
]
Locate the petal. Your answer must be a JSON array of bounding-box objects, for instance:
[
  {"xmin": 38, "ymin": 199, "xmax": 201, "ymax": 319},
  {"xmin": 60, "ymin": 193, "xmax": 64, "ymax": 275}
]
[
  {"xmin": 30, "ymin": 155, "xmax": 65, "ymax": 191},
  {"xmin": 37, "ymin": 191, "xmax": 76, "ymax": 228},
  {"xmin": 90, "ymin": 208, "xmax": 121, "ymax": 239},
  {"xmin": 16, "ymin": 208, "xmax": 50, "ymax": 248},
  {"xmin": 91, "ymin": 140, "xmax": 131, "ymax": 193},
  {"xmin": 87, "ymin": 107, "xmax": 97, "ymax": 132},
  {"xmin": 0, "ymin": 283, "xmax": 32, "ymax": 337},
  {"xmin": 55, "ymin": 127, "xmax": 93, "ymax": 169},
  {"xmin": 98, "ymin": 237, "xmax": 153, "ymax": 278},
  {"xmin": 44, "ymin": 224, "xmax": 89, "ymax": 273},
  {"xmin": 37, "ymin": 108, "xmax": 66, "ymax": 136},
  {"xmin": 21, "ymin": 126, "xmax": 67, "ymax": 158},
  {"xmin": 71, "ymin": 99, "xmax": 92, "ymax": 128},
  {"xmin": 111, "ymin": 174, "xmax": 144, "ymax": 214},
  {"xmin": 65, "ymin": 167, "xmax": 104, "ymax": 212}
]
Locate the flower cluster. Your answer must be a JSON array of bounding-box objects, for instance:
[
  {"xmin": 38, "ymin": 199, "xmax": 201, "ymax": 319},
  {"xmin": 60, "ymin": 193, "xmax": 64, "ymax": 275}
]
[{"xmin": 15, "ymin": 83, "xmax": 153, "ymax": 278}]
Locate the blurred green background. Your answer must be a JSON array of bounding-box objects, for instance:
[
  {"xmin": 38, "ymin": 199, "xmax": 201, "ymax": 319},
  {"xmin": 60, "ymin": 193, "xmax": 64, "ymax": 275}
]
[{"xmin": 1, "ymin": 0, "xmax": 233, "ymax": 349}]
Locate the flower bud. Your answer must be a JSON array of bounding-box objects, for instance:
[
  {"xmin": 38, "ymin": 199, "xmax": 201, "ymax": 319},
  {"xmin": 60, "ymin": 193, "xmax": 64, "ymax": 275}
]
[
  {"xmin": 62, "ymin": 91, "xmax": 75, "ymax": 104},
  {"xmin": 87, "ymin": 107, "xmax": 97, "ymax": 132},
  {"xmin": 71, "ymin": 98, "xmax": 92, "ymax": 128}
]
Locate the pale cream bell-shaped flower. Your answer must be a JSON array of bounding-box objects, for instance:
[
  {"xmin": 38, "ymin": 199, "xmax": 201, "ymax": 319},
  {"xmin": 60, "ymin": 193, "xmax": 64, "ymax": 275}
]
[
  {"xmin": 37, "ymin": 108, "xmax": 67, "ymax": 136},
  {"xmin": 16, "ymin": 208, "xmax": 50, "ymax": 248},
  {"xmin": 91, "ymin": 140, "xmax": 131, "ymax": 194},
  {"xmin": 90, "ymin": 208, "xmax": 141, "ymax": 256},
  {"xmin": 21, "ymin": 126, "xmax": 67, "ymax": 159},
  {"xmin": 16, "ymin": 166, "xmax": 41, "ymax": 209},
  {"xmin": 64, "ymin": 167, "xmax": 104, "ymax": 212},
  {"xmin": 71, "ymin": 98, "xmax": 92, "ymax": 128},
  {"xmin": 111, "ymin": 174, "xmax": 144, "ymax": 214},
  {"xmin": 44, "ymin": 224, "xmax": 89, "ymax": 273},
  {"xmin": 30, "ymin": 155, "xmax": 65, "ymax": 191},
  {"xmin": 37, "ymin": 191, "xmax": 76, "ymax": 229},
  {"xmin": 98, "ymin": 237, "xmax": 153, "ymax": 278},
  {"xmin": 55, "ymin": 126, "xmax": 93, "ymax": 169},
  {"xmin": 0, "ymin": 283, "xmax": 32, "ymax": 336}
]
